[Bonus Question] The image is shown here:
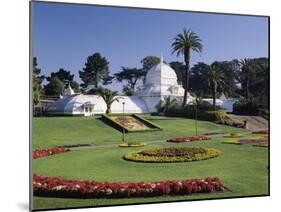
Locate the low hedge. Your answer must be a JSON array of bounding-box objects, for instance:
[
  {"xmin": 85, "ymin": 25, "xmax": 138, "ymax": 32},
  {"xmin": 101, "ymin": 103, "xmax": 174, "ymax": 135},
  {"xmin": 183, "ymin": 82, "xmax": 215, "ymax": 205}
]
[
  {"xmin": 123, "ymin": 147, "xmax": 222, "ymax": 163},
  {"xmin": 165, "ymin": 106, "xmax": 226, "ymax": 122},
  {"xmin": 119, "ymin": 142, "xmax": 147, "ymax": 147}
]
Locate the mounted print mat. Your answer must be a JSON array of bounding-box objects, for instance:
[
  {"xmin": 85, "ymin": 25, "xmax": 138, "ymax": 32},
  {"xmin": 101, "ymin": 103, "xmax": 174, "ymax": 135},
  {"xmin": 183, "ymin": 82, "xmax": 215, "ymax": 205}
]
[{"xmin": 30, "ymin": 0, "xmax": 269, "ymax": 211}]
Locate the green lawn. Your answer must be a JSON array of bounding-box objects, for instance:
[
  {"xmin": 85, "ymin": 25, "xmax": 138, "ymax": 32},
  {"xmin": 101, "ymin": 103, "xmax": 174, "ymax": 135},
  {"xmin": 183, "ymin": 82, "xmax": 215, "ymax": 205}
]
[
  {"xmin": 32, "ymin": 115, "xmax": 248, "ymax": 149},
  {"xmin": 32, "ymin": 116, "xmax": 268, "ymax": 210}
]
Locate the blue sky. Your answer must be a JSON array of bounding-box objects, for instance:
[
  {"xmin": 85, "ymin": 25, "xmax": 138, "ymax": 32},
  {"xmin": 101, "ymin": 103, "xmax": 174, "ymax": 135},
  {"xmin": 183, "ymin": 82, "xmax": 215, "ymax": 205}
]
[{"xmin": 32, "ymin": 1, "xmax": 268, "ymax": 91}]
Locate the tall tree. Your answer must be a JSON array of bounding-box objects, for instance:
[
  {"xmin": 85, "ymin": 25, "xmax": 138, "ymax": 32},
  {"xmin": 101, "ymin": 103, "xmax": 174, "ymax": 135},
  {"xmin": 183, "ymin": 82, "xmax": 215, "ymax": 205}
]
[
  {"xmin": 33, "ymin": 57, "xmax": 44, "ymax": 105},
  {"xmin": 95, "ymin": 88, "xmax": 122, "ymax": 114},
  {"xmin": 239, "ymin": 58, "xmax": 252, "ymax": 100},
  {"xmin": 46, "ymin": 68, "xmax": 80, "ymax": 92},
  {"xmin": 189, "ymin": 62, "xmax": 210, "ymax": 97},
  {"xmin": 79, "ymin": 53, "xmax": 113, "ymax": 91},
  {"xmin": 114, "ymin": 67, "xmax": 146, "ymax": 95},
  {"xmin": 140, "ymin": 56, "xmax": 160, "ymax": 83},
  {"xmin": 44, "ymin": 76, "xmax": 64, "ymax": 96},
  {"xmin": 206, "ymin": 65, "xmax": 226, "ymax": 110},
  {"xmin": 141, "ymin": 56, "xmax": 160, "ymax": 72},
  {"xmin": 169, "ymin": 61, "xmax": 185, "ymax": 85},
  {"xmin": 211, "ymin": 60, "xmax": 240, "ymax": 97},
  {"xmin": 171, "ymin": 28, "xmax": 203, "ymax": 107},
  {"xmin": 239, "ymin": 57, "xmax": 269, "ymax": 106}
]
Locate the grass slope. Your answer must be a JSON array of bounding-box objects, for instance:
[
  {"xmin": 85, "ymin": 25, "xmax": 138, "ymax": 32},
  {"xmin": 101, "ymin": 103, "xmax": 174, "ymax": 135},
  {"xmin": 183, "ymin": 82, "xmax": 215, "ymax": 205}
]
[{"xmin": 32, "ymin": 116, "xmax": 247, "ymax": 149}]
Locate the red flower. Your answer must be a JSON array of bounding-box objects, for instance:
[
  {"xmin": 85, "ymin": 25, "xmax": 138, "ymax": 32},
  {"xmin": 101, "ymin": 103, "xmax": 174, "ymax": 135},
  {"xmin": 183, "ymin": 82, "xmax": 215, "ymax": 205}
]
[
  {"xmin": 253, "ymin": 130, "xmax": 269, "ymax": 134},
  {"xmin": 33, "ymin": 174, "xmax": 224, "ymax": 198}
]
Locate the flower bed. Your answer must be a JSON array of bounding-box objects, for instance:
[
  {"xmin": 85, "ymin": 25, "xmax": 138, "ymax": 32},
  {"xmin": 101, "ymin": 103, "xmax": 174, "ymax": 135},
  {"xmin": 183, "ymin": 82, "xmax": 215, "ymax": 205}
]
[
  {"xmin": 253, "ymin": 141, "xmax": 269, "ymax": 147},
  {"xmin": 167, "ymin": 136, "xmax": 210, "ymax": 143},
  {"xmin": 253, "ymin": 130, "xmax": 269, "ymax": 134},
  {"xmin": 102, "ymin": 114, "xmax": 162, "ymax": 133},
  {"xmin": 33, "ymin": 146, "xmax": 225, "ymax": 198},
  {"xmin": 123, "ymin": 147, "xmax": 222, "ymax": 163},
  {"xmin": 119, "ymin": 142, "xmax": 147, "ymax": 147},
  {"xmin": 223, "ymin": 133, "xmax": 242, "ymax": 138},
  {"xmin": 33, "ymin": 174, "xmax": 224, "ymax": 198},
  {"xmin": 33, "ymin": 147, "xmax": 70, "ymax": 159},
  {"xmin": 223, "ymin": 136, "xmax": 268, "ymax": 145}
]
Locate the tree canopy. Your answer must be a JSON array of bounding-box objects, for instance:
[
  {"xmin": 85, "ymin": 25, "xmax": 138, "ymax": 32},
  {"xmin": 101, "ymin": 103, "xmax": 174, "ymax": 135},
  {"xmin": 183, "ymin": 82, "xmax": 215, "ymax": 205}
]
[
  {"xmin": 33, "ymin": 57, "xmax": 44, "ymax": 105},
  {"xmin": 114, "ymin": 67, "xmax": 146, "ymax": 95},
  {"xmin": 171, "ymin": 28, "xmax": 203, "ymax": 107},
  {"xmin": 79, "ymin": 53, "xmax": 113, "ymax": 92},
  {"xmin": 44, "ymin": 76, "xmax": 64, "ymax": 96},
  {"xmin": 46, "ymin": 68, "xmax": 80, "ymax": 93}
]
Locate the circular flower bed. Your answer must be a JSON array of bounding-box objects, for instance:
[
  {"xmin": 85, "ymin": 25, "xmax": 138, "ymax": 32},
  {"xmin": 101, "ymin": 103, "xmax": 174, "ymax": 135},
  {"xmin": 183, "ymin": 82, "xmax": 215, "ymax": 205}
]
[
  {"xmin": 167, "ymin": 136, "xmax": 210, "ymax": 143},
  {"xmin": 32, "ymin": 147, "xmax": 225, "ymax": 198},
  {"xmin": 119, "ymin": 142, "xmax": 147, "ymax": 147},
  {"xmin": 123, "ymin": 147, "xmax": 222, "ymax": 163}
]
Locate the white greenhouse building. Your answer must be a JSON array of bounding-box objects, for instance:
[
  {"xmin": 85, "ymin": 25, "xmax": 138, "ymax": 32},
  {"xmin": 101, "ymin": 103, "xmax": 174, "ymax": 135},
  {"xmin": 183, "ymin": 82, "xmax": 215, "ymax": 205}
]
[{"xmin": 46, "ymin": 57, "xmax": 237, "ymax": 116}]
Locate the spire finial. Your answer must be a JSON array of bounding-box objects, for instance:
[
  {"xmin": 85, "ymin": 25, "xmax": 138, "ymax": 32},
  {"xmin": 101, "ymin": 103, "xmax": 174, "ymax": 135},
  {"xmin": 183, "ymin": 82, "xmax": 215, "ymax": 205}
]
[{"xmin": 160, "ymin": 52, "xmax": 163, "ymax": 64}]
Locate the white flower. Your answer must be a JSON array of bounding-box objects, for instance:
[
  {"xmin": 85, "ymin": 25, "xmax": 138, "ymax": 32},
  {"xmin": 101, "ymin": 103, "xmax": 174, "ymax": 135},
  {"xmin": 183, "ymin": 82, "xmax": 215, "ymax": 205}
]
[{"xmin": 51, "ymin": 185, "xmax": 66, "ymax": 191}]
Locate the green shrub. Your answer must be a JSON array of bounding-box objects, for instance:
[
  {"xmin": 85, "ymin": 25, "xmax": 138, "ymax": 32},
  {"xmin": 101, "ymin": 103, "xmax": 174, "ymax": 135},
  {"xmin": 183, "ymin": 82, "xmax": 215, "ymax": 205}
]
[
  {"xmin": 200, "ymin": 110, "xmax": 227, "ymax": 122},
  {"xmin": 166, "ymin": 106, "xmax": 226, "ymax": 122},
  {"xmin": 165, "ymin": 102, "xmax": 226, "ymax": 122},
  {"xmin": 233, "ymin": 97, "xmax": 267, "ymax": 116}
]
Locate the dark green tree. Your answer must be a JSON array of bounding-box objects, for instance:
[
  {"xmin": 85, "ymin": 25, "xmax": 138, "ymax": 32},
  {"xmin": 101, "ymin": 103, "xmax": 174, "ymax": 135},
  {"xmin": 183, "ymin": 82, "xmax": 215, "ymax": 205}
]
[
  {"xmin": 211, "ymin": 60, "xmax": 240, "ymax": 97},
  {"xmin": 79, "ymin": 53, "xmax": 113, "ymax": 91},
  {"xmin": 169, "ymin": 61, "xmax": 185, "ymax": 85},
  {"xmin": 239, "ymin": 58, "xmax": 253, "ymax": 100},
  {"xmin": 141, "ymin": 56, "xmax": 160, "ymax": 72},
  {"xmin": 171, "ymin": 28, "xmax": 203, "ymax": 107},
  {"xmin": 33, "ymin": 57, "xmax": 44, "ymax": 105},
  {"xmin": 46, "ymin": 68, "xmax": 80, "ymax": 92},
  {"xmin": 238, "ymin": 57, "xmax": 269, "ymax": 106},
  {"xmin": 189, "ymin": 62, "xmax": 210, "ymax": 96},
  {"xmin": 122, "ymin": 86, "xmax": 134, "ymax": 96},
  {"xmin": 114, "ymin": 67, "xmax": 146, "ymax": 95},
  {"xmin": 140, "ymin": 56, "xmax": 160, "ymax": 83},
  {"xmin": 206, "ymin": 64, "xmax": 226, "ymax": 110},
  {"xmin": 44, "ymin": 76, "xmax": 64, "ymax": 96}
]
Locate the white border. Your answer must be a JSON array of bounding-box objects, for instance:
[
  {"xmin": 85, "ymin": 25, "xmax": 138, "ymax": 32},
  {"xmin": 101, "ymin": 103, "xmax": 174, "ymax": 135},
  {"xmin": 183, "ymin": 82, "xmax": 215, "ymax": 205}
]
[{"xmin": 1, "ymin": 0, "xmax": 279, "ymax": 212}]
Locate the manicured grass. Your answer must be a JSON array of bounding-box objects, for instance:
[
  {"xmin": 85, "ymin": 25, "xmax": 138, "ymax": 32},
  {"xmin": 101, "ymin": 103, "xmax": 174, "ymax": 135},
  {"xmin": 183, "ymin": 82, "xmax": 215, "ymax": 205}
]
[
  {"xmin": 32, "ymin": 115, "xmax": 247, "ymax": 149},
  {"xmin": 32, "ymin": 116, "xmax": 268, "ymax": 210}
]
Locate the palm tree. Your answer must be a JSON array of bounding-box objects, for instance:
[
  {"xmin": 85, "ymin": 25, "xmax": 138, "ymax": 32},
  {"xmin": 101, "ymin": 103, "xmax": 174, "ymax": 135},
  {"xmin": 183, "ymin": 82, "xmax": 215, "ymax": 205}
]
[
  {"xmin": 240, "ymin": 58, "xmax": 252, "ymax": 100},
  {"xmin": 96, "ymin": 88, "xmax": 123, "ymax": 114},
  {"xmin": 171, "ymin": 28, "xmax": 203, "ymax": 107},
  {"xmin": 157, "ymin": 96, "xmax": 178, "ymax": 113},
  {"xmin": 206, "ymin": 65, "xmax": 226, "ymax": 111}
]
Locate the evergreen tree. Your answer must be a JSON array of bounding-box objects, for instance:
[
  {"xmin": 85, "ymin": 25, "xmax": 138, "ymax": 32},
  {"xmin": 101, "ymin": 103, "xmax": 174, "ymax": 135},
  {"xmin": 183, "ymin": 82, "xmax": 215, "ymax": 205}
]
[
  {"xmin": 33, "ymin": 57, "xmax": 44, "ymax": 105},
  {"xmin": 79, "ymin": 53, "xmax": 113, "ymax": 91},
  {"xmin": 44, "ymin": 76, "xmax": 64, "ymax": 96}
]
